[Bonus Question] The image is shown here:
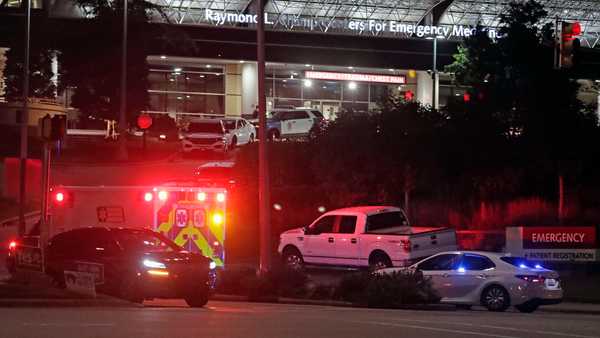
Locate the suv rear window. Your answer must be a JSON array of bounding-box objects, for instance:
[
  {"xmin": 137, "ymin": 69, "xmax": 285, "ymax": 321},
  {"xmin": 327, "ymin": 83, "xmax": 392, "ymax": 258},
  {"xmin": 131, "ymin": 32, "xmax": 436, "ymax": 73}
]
[{"xmin": 365, "ymin": 211, "xmax": 408, "ymax": 232}]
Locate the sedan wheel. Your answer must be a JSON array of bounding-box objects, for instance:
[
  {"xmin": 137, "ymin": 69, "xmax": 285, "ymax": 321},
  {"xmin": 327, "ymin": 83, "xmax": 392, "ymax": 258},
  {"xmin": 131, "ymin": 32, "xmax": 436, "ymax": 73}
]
[{"xmin": 482, "ymin": 285, "xmax": 510, "ymax": 312}]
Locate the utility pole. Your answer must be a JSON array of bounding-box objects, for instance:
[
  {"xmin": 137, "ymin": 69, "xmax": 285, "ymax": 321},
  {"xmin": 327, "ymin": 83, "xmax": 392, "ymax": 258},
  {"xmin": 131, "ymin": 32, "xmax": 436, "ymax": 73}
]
[
  {"xmin": 432, "ymin": 37, "xmax": 439, "ymax": 110},
  {"xmin": 117, "ymin": 0, "xmax": 129, "ymax": 160},
  {"xmin": 257, "ymin": 0, "xmax": 271, "ymax": 273},
  {"xmin": 18, "ymin": 0, "xmax": 32, "ymax": 237}
]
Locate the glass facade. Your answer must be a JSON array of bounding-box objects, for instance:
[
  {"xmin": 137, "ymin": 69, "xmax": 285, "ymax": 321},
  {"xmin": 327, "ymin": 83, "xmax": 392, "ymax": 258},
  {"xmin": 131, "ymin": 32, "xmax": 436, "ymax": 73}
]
[
  {"xmin": 266, "ymin": 66, "xmax": 416, "ymax": 120},
  {"xmin": 147, "ymin": 65, "xmax": 225, "ymax": 115}
]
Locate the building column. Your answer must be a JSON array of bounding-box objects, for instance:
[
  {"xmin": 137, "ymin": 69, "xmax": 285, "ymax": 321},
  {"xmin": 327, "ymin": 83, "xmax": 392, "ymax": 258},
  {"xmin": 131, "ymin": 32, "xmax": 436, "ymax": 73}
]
[
  {"xmin": 242, "ymin": 62, "xmax": 258, "ymax": 115},
  {"xmin": 225, "ymin": 64, "xmax": 242, "ymax": 116},
  {"xmin": 0, "ymin": 48, "xmax": 7, "ymax": 100},
  {"xmin": 416, "ymin": 70, "xmax": 433, "ymax": 106}
]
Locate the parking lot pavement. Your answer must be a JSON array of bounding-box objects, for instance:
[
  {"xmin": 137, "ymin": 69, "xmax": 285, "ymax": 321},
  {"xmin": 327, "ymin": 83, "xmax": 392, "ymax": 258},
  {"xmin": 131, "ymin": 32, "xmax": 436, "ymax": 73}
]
[{"xmin": 1, "ymin": 300, "xmax": 599, "ymax": 338}]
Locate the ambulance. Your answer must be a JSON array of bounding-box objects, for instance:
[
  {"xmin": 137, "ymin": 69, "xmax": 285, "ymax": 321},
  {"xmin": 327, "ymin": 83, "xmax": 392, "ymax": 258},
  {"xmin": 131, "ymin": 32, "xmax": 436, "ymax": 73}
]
[{"xmin": 48, "ymin": 181, "xmax": 228, "ymax": 268}]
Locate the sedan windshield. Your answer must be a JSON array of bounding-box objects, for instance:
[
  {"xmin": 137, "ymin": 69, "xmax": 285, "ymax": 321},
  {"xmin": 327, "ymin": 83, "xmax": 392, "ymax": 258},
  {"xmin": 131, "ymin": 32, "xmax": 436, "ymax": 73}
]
[
  {"xmin": 114, "ymin": 230, "xmax": 181, "ymax": 252},
  {"xmin": 187, "ymin": 122, "xmax": 223, "ymax": 134}
]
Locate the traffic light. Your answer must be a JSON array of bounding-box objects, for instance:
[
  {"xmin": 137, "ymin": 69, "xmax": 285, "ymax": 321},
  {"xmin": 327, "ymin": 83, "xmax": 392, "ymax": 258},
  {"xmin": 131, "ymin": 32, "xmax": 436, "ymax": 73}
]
[
  {"xmin": 559, "ymin": 21, "xmax": 581, "ymax": 69},
  {"xmin": 53, "ymin": 191, "xmax": 74, "ymax": 207},
  {"xmin": 39, "ymin": 114, "xmax": 52, "ymax": 140},
  {"xmin": 404, "ymin": 90, "xmax": 414, "ymax": 101},
  {"xmin": 39, "ymin": 114, "xmax": 66, "ymax": 141},
  {"xmin": 50, "ymin": 115, "xmax": 66, "ymax": 141}
]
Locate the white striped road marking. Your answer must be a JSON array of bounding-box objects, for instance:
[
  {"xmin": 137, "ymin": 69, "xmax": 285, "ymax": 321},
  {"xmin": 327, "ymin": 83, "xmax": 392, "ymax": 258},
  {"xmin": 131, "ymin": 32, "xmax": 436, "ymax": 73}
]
[{"xmin": 346, "ymin": 320, "xmax": 523, "ymax": 338}]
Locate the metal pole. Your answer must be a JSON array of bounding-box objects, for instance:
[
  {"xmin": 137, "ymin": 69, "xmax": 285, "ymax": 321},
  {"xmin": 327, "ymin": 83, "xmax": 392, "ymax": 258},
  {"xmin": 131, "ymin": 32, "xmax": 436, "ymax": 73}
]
[
  {"xmin": 18, "ymin": 0, "xmax": 32, "ymax": 237},
  {"xmin": 432, "ymin": 37, "xmax": 439, "ymax": 110},
  {"xmin": 40, "ymin": 142, "xmax": 50, "ymax": 260},
  {"xmin": 117, "ymin": 0, "xmax": 128, "ymax": 160},
  {"xmin": 257, "ymin": 0, "xmax": 271, "ymax": 273}
]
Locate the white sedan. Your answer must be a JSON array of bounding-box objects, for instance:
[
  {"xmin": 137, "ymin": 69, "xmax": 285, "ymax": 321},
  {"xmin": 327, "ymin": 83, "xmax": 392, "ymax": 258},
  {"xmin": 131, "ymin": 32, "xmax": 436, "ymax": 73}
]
[
  {"xmin": 381, "ymin": 251, "xmax": 563, "ymax": 313},
  {"xmin": 181, "ymin": 117, "xmax": 256, "ymax": 153}
]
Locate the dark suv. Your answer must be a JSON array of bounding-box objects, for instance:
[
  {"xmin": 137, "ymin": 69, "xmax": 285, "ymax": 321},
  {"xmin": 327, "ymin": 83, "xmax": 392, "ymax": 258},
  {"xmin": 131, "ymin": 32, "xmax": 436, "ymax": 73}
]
[{"xmin": 45, "ymin": 227, "xmax": 214, "ymax": 307}]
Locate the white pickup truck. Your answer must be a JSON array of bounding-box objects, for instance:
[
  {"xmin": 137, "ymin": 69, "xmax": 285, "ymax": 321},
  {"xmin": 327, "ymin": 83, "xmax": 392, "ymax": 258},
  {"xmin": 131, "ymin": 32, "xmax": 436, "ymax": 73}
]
[{"xmin": 278, "ymin": 206, "xmax": 457, "ymax": 270}]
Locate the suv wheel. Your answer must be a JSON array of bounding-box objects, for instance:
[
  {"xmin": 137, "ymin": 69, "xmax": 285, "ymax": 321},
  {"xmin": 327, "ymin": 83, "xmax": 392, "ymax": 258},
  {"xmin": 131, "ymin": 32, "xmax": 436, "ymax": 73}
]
[
  {"xmin": 119, "ymin": 274, "xmax": 144, "ymax": 303},
  {"xmin": 185, "ymin": 286, "xmax": 209, "ymax": 307},
  {"xmin": 481, "ymin": 285, "xmax": 510, "ymax": 312}
]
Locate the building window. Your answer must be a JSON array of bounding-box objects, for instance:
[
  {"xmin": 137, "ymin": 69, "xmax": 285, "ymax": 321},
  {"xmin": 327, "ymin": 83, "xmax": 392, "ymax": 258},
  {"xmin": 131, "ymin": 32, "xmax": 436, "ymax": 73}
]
[{"xmin": 147, "ymin": 65, "xmax": 225, "ymax": 115}]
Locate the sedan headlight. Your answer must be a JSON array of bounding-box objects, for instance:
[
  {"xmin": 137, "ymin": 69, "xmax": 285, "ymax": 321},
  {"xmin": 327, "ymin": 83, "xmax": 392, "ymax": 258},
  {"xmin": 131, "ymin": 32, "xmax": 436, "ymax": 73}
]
[
  {"xmin": 143, "ymin": 259, "xmax": 166, "ymax": 269},
  {"xmin": 209, "ymin": 261, "xmax": 217, "ymax": 270}
]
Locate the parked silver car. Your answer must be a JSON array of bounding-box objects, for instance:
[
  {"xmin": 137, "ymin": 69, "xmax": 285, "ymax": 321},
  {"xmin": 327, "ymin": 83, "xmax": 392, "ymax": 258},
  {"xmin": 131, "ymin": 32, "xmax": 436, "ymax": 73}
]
[{"xmin": 382, "ymin": 251, "xmax": 563, "ymax": 313}]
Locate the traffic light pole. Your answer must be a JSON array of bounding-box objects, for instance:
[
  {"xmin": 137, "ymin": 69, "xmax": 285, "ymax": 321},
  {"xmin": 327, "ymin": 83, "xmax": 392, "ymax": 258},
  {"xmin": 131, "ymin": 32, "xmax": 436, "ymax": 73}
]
[
  {"xmin": 257, "ymin": 0, "xmax": 271, "ymax": 273},
  {"xmin": 40, "ymin": 141, "xmax": 51, "ymax": 267},
  {"xmin": 18, "ymin": 0, "xmax": 32, "ymax": 237}
]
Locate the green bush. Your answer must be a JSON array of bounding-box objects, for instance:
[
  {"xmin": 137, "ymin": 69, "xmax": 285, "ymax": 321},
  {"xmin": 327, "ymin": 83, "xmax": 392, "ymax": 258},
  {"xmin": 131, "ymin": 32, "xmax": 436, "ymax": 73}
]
[{"xmin": 335, "ymin": 270, "xmax": 440, "ymax": 308}]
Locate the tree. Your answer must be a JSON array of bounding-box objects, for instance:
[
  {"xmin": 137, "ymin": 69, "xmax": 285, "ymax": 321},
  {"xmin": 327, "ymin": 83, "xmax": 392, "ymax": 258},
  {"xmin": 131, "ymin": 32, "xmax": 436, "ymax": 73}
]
[
  {"xmin": 59, "ymin": 0, "xmax": 169, "ymax": 124},
  {"xmin": 2, "ymin": 37, "xmax": 57, "ymax": 101},
  {"xmin": 445, "ymin": 0, "xmax": 600, "ymax": 223}
]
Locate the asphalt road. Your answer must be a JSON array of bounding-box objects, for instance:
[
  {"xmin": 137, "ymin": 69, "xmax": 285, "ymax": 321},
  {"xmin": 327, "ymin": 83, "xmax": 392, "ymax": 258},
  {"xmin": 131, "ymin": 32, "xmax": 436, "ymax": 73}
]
[{"xmin": 1, "ymin": 300, "xmax": 599, "ymax": 338}]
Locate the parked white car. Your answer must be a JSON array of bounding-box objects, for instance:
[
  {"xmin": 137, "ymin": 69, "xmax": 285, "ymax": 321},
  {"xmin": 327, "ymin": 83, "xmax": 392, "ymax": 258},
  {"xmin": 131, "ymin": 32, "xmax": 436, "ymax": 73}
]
[
  {"xmin": 381, "ymin": 251, "xmax": 563, "ymax": 313},
  {"xmin": 278, "ymin": 206, "xmax": 457, "ymax": 270},
  {"xmin": 181, "ymin": 117, "xmax": 255, "ymax": 153}
]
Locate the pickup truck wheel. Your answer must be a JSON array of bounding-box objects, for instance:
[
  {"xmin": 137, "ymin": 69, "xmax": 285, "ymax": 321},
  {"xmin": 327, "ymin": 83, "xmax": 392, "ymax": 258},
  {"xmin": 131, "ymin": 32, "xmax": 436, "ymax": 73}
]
[
  {"xmin": 369, "ymin": 253, "xmax": 392, "ymax": 270},
  {"xmin": 282, "ymin": 247, "xmax": 304, "ymax": 271}
]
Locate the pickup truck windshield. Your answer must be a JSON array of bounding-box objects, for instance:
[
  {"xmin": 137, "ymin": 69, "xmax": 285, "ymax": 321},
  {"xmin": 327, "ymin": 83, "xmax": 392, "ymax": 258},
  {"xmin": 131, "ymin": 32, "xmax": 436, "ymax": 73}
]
[
  {"xmin": 366, "ymin": 211, "xmax": 408, "ymax": 232},
  {"xmin": 187, "ymin": 122, "xmax": 223, "ymax": 134}
]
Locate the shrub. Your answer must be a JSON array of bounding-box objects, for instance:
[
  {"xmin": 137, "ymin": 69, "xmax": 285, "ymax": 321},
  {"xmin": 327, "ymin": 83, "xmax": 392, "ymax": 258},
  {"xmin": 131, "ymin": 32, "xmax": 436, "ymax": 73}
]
[
  {"xmin": 216, "ymin": 266, "xmax": 308, "ymax": 299},
  {"xmin": 335, "ymin": 270, "xmax": 440, "ymax": 308}
]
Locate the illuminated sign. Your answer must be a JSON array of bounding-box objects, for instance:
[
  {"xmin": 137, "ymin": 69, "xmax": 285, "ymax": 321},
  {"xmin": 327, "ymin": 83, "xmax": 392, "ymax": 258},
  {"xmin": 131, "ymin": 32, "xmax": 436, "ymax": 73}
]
[
  {"xmin": 305, "ymin": 71, "xmax": 406, "ymax": 84},
  {"xmin": 203, "ymin": 9, "xmax": 500, "ymax": 39},
  {"xmin": 523, "ymin": 227, "xmax": 596, "ymax": 249},
  {"xmin": 506, "ymin": 226, "xmax": 598, "ymax": 262}
]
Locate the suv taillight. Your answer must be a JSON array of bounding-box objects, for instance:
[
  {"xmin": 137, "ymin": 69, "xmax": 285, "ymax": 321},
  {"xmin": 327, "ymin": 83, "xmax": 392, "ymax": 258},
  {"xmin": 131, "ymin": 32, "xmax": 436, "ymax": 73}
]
[
  {"xmin": 8, "ymin": 240, "xmax": 17, "ymax": 251},
  {"xmin": 516, "ymin": 275, "xmax": 545, "ymax": 283}
]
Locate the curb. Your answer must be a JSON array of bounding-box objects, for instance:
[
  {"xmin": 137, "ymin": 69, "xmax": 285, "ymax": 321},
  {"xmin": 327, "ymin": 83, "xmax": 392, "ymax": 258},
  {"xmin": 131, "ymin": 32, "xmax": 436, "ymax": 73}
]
[
  {"xmin": 210, "ymin": 294, "xmax": 456, "ymax": 311},
  {"xmin": 0, "ymin": 297, "xmax": 142, "ymax": 308},
  {"xmin": 538, "ymin": 307, "xmax": 600, "ymax": 315}
]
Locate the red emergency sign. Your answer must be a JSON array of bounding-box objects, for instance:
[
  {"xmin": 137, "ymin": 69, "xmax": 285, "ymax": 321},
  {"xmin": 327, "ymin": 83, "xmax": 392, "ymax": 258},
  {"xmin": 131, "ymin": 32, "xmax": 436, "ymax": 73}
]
[{"xmin": 523, "ymin": 227, "xmax": 597, "ymax": 249}]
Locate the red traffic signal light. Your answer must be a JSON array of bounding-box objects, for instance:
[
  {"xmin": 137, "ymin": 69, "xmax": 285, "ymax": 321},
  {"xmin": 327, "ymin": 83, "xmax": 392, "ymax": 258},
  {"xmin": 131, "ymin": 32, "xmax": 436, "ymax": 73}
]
[
  {"xmin": 53, "ymin": 191, "xmax": 74, "ymax": 207},
  {"xmin": 463, "ymin": 93, "xmax": 471, "ymax": 102},
  {"xmin": 559, "ymin": 21, "xmax": 581, "ymax": 69},
  {"xmin": 404, "ymin": 90, "xmax": 414, "ymax": 101}
]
